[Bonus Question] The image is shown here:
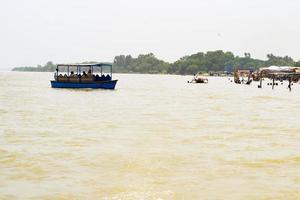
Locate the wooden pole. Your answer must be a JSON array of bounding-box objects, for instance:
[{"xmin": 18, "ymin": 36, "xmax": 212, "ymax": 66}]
[
  {"xmin": 67, "ymin": 66, "xmax": 70, "ymax": 82},
  {"xmin": 79, "ymin": 65, "xmax": 81, "ymax": 83},
  {"xmin": 288, "ymin": 77, "xmax": 292, "ymax": 91},
  {"xmin": 55, "ymin": 66, "xmax": 58, "ymax": 81},
  {"xmin": 259, "ymin": 72, "xmax": 262, "ymax": 88},
  {"xmin": 111, "ymin": 65, "xmax": 112, "ymax": 79}
]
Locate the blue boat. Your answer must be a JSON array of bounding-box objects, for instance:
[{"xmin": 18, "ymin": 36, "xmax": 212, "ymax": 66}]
[{"xmin": 50, "ymin": 63, "xmax": 118, "ymax": 89}]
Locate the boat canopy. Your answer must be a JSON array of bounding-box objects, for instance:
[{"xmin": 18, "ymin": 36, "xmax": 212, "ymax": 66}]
[
  {"xmin": 55, "ymin": 62, "xmax": 113, "ymax": 78},
  {"xmin": 259, "ymin": 66, "xmax": 296, "ymax": 73},
  {"xmin": 57, "ymin": 63, "xmax": 112, "ymax": 67}
]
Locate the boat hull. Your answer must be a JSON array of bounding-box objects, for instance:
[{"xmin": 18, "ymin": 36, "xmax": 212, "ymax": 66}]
[{"xmin": 50, "ymin": 80, "xmax": 118, "ymax": 89}]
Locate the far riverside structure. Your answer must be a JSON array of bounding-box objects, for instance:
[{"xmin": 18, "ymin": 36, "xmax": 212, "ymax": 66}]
[{"xmin": 232, "ymin": 66, "xmax": 300, "ymax": 91}]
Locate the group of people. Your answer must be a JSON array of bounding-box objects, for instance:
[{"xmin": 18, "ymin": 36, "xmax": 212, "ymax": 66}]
[
  {"xmin": 69, "ymin": 69, "xmax": 92, "ymax": 78},
  {"xmin": 57, "ymin": 69, "xmax": 111, "ymax": 81}
]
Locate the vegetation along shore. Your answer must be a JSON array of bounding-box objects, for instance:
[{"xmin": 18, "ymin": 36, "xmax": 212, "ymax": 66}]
[{"xmin": 12, "ymin": 50, "xmax": 300, "ymax": 75}]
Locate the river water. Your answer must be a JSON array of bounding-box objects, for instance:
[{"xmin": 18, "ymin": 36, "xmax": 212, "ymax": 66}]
[{"xmin": 0, "ymin": 72, "xmax": 299, "ymax": 199}]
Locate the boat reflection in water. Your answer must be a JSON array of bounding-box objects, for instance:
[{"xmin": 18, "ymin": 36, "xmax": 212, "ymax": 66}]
[{"xmin": 50, "ymin": 63, "xmax": 118, "ymax": 89}]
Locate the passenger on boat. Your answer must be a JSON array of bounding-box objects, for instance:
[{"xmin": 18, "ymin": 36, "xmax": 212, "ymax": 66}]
[
  {"xmin": 83, "ymin": 71, "xmax": 87, "ymax": 77},
  {"xmin": 70, "ymin": 71, "xmax": 74, "ymax": 77},
  {"xmin": 87, "ymin": 69, "xmax": 92, "ymax": 78}
]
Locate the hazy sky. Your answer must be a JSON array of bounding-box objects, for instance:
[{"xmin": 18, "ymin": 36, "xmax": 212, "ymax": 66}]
[{"xmin": 1, "ymin": 0, "xmax": 300, "ymax": 68}]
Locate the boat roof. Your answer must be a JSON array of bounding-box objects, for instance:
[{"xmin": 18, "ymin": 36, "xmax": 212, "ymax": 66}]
[{"xmin": 57, "ymin": 62, "xmax": 112, "ymax": 67}]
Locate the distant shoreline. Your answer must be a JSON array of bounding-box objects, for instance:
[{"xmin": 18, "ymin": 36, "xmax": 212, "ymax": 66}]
[
  {"xmin": 8, "ymin": 71, "xmax": 235, "ymax": 79},
  {"xmin": 11, "ymin": 50, "xmax": 300, "ymax": 75}
]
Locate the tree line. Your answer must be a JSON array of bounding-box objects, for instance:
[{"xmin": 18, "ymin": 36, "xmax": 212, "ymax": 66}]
[
  {"xmin": 12, "ymin": 50, "xmax": 300, "ymax": 75},
  {"xmin": 12, "ymin": 61, "xmax": 57, "ymax": 72}
]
